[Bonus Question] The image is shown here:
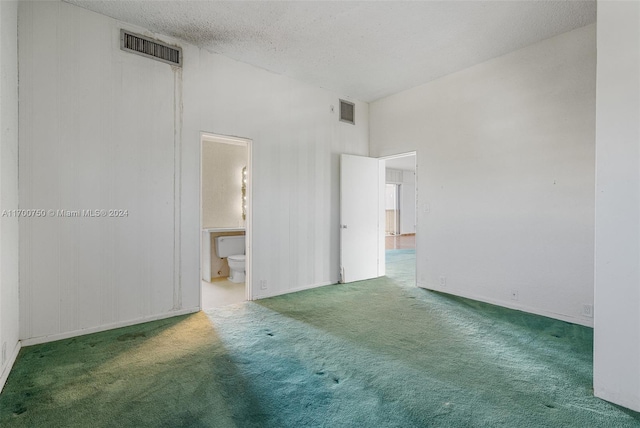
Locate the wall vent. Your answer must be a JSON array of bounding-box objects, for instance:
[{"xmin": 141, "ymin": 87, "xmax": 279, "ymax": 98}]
[
  {"xmin": 339, "ymin": 99, "xmax": 355, "ymax": 125},
  {"xmin": 120, "ymin": 30, "xmax": 182, "ymax": 67}
]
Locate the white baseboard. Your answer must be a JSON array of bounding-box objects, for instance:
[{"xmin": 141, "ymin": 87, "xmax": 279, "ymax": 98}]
[
  {"xmin": 20, "ymin": 307, "xmax": 200, "ymax": 347},
  {"xmin": 594, "ymin": 386, "xmax": 640, "ymax": 413},
  {"xmin": 0, "ymin": 340, "xmax": 21, "ymax": 394},
  {"xmin": 252, "ymin": 281, "xmax": 335, "ymax": 300},
  {"xmin": 417, "ymin": 283, "xmax": 593, "ymax": 328}
]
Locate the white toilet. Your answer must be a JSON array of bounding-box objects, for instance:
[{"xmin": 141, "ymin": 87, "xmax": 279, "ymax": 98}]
[{"xmin": 214, "ymin": 235, "xmax": 246, "ymax": 283}]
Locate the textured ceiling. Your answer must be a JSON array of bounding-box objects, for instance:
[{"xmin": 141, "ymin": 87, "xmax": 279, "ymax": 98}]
[{"xmin": 64, "ymin": 0, "xmax": 596, "ymax": 102}]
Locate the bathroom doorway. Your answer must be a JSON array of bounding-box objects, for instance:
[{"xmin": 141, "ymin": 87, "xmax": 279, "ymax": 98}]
[
  {"xmin": 200, "ymin": 133, "xmax": 252, "ymax": 310},
  {"xmin": 382, "ymin": 153, "xmax": 417, "ymax": 282}
]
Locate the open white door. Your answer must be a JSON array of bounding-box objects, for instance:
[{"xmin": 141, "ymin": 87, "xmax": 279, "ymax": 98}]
[{"xmin": 340, "ymin": 154, "xmax": 385, "ymax": 283}]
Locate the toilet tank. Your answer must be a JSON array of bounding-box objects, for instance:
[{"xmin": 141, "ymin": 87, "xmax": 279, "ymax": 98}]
[{"xmin": 214, "ymin": 235, "xmax": 245, "ymax": 258}]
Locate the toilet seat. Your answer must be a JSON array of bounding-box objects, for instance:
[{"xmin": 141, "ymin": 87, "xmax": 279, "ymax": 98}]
[{"xmin": 227, "ymin": 254, "xmax": 246, "ymax": 283}]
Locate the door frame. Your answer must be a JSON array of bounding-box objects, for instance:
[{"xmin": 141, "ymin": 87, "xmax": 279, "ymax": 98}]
[
  {"xmin": 199, "ymin": 132, "xmax": 253, "ymax": 305},
  {"xmin": 379, "ymin": 151, "xmax": 418, "ymax": 286}
]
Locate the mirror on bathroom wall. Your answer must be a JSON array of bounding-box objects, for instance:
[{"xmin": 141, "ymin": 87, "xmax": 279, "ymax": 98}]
[{"xmin": 201, "ymin": 141, "xmax": 247, "ymax": 228}]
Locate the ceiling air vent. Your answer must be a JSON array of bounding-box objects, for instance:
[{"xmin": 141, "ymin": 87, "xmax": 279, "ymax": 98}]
[
  {"xmin": 120, "ymin": 30, "xmax": 182, "ymax": 67},
  {"xmin": 339, "ymin": 99, "xmax": 355, "ymax": 125}
]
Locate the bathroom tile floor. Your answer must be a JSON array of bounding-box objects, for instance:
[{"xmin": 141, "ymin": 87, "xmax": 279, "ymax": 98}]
[{"xmin": 201, "ymin": 278, "xmax": 246, "ymax": 310}]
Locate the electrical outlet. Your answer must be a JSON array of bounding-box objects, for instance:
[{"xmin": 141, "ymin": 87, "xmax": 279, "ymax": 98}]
[
  {"xmin": 1, "ymin": 342, "xmax": 6, "ymax": 366},
  {"xmin": 439, "ymin": 276, "xmax": 446, "ymax": 287},
  {"xmin": 260, "ymin": 280, "xmax": 268, "ymax": 290},
  {"xmin": 510, "ymin": 289, "xmax": 519, "ymax": 301},
  {"xmin": 583, "ymin": 304, "xmax": 594, "ymax": 318}
]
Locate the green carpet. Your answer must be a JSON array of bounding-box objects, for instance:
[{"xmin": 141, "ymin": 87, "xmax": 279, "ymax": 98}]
[{"xmin": 1, "ymin": 249, "xmax": 639, "ymax": 427}]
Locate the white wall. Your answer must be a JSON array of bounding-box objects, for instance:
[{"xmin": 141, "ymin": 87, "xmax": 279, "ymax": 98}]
[
  {"xmin": 400, "ymin": 170, "xmax": 416, "ymax": 235},
  {"xmin": 0, "ymin": 0, "xmax": 20, "ymax": 392},
  {"xmin": 593, "ymin": 1, "xmax": 640, "ymax": 412},
  {"xmin": 183, "ymin": 45, "xmax": 368, "ymax": 301},
  {"xmin": 19, "ymin": 1, "xmax": 368, "ymax": 343},
  {"xmin": 19, "ymin": 1, "xmax": 178, "ymax": 343},
  {"xmin": 201, "ymin": 141, "xmax": 246, "ymax": 229},
  {"xmin": 370, "ymin": 24, "xmax": 596, "ymax": 326}
]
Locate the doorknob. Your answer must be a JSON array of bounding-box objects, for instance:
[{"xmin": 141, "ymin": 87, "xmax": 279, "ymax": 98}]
[{"xmin": 341, "ymin": 225, "xmax": 348, "ymax": 229}]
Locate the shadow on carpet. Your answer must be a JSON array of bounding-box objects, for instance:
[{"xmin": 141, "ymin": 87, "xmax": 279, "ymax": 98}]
[{"xmin": 0, "ymin": 250, "xmax": 639, "ymax": 426}]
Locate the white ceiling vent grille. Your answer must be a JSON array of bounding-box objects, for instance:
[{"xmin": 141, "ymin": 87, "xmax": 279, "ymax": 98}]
[
  {"xmin": 120, "ymin": 30, "xmax": 182, "ymax": 67},
  {"xmin": 339, "ymin": 99, "xmax": 355, "ymax": 125}
]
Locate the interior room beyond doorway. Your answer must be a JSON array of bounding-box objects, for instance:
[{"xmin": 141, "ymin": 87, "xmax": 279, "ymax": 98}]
[
  {"xmin": 384, "ymin": 154, "xmax": 416, "ymax": 252},
  {"xmin": 200, "ymin": 134, "xmax": 251, "ymax": 310}
]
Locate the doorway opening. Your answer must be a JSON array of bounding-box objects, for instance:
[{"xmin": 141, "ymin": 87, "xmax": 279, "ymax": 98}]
[
  {"xmin": 338, "ymin": 152, "xmax": 416, "ymax": 284},
  {"xmin": 200, "ymin": 133, "xmax": 252, "ymax": 310},
  {"xmin": 385, "ymin": 183, "xmax": 400, "ymax": 236},
  {"xmin": 382, "ymin": 153, "xmax": 417, "ymax": 282}
]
